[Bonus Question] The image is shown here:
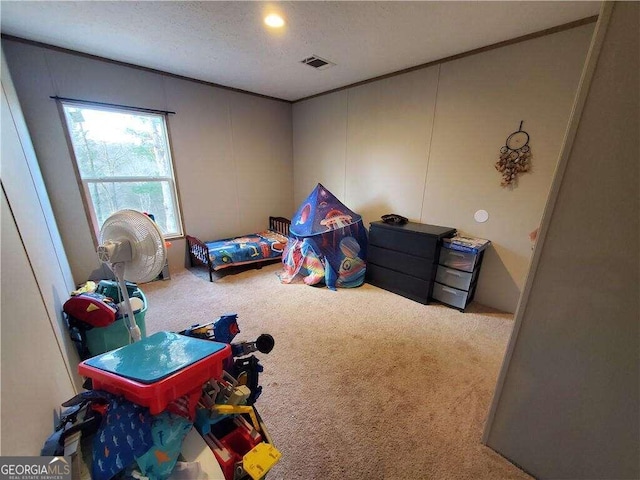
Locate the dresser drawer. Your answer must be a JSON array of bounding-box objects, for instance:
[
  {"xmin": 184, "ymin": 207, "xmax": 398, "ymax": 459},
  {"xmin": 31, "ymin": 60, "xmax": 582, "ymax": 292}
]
[
  {"xmin": 432, "ymin": 282, "xmax": 475, "ymax": 310},
  {"xmin": 368, "ymin": 245, "xmax": 435, "ymax": 281},
  {"xmin": 435, "ymin": 266, "xmax": 475, "ymax": 291},
  {"xmin": 366, "ymin": 263, "xmax": 431, "ymax": 304},
  {"xmin": 369, "ymin": 227, "xmax": 438, "ymax": 259},
  {"xmin": 438, "ymin": 248, "xmax": 478, "ymax": 273}
]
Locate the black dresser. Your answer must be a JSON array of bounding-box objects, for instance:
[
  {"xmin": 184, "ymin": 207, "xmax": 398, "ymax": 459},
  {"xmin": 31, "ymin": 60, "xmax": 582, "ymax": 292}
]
[{"xmin": 366, "ymin": 221, "xmax": 456, "ymax": 304}]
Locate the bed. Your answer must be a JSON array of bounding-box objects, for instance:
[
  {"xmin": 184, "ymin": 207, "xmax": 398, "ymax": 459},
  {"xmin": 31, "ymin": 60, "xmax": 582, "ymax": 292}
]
[{"xmin": 186, "ymin": 216, "xmax": 291, "ymax": 282}]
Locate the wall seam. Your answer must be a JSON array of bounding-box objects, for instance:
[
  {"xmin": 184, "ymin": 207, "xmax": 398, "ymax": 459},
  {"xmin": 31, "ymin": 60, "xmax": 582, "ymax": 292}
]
[
  {"xmin": 344, "ymin": 91, "xmax": 349, "ymax": 202},
  {"xmin": 227, "ymin": 99, "xmax": 241, "ymax": 231},
  {"xmin": 42, "ymin": 49, "xmax": 60, "ymax": 96},
  {"xmin": 419, "ymin": 64, "xmax": 441, "ymax": 223}
]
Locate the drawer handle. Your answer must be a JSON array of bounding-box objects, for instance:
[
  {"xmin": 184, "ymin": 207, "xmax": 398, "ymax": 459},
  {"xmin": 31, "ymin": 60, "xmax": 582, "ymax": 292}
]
[
  {"xmin": 449, "ymin": 252, "xmax": 466, "ymax": 258},
  {"xmin": 445, "ymin": 269, "xmax": 462, "ymax": 277},
  {"xmin": 442, "ymin": 287, "xmax": 460, "ymax": 295}
]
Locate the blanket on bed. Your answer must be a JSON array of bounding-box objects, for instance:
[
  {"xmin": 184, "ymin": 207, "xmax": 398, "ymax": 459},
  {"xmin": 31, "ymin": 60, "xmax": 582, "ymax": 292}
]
[{"xmin": 206, "ymin": 230, "xmax": 288, "ymax": 270}]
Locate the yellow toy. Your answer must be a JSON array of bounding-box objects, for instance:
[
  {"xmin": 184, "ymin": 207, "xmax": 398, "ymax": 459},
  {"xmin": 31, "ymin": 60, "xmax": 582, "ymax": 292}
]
[{"xmin": 243, "ymin": 443, "xmax": 282, "ymax": 480}]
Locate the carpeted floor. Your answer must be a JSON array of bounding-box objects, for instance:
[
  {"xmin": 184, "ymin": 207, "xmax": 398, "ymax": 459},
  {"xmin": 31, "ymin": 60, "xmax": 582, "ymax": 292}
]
[{"xmin": 141, "ymin": 264, "xmax": 532, "ymax": 480}]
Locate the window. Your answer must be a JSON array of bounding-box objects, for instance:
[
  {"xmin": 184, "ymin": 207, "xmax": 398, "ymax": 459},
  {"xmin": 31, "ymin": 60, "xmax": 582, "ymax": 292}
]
[{"xmin": 61, "ymin": 102, "xmax": 183, "ymax": 238}]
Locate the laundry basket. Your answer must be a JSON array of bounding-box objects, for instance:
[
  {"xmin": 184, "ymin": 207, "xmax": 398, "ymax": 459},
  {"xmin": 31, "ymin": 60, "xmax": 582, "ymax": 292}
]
[{"xmin": 84, "ymin": 284, "xmax": 148, "ymax": 356}]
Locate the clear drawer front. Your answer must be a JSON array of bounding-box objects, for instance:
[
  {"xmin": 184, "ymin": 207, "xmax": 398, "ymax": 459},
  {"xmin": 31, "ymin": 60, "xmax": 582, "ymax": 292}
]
[{"xmin": 438, "ymin": 248, "xmax": 478, "ymax": 273}]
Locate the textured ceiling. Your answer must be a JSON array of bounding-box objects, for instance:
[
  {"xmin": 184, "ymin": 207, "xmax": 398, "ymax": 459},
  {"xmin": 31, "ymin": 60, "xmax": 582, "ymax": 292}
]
[{"xmin": 0, "ymin": 1, "xmax": 601, "ymax": 102}]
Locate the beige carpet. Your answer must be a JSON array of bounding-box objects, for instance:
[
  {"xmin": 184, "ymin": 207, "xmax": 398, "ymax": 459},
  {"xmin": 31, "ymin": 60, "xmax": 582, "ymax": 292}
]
[{"xmin": 141, "ymin": 264, "xmax": 532, "ymax": 480}]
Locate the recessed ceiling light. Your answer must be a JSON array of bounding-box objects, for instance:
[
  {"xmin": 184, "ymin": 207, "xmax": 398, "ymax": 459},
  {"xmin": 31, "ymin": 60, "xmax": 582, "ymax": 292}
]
[{"xmin": 264, "ymin": 14, "xmax": 285, "ymax": 28}]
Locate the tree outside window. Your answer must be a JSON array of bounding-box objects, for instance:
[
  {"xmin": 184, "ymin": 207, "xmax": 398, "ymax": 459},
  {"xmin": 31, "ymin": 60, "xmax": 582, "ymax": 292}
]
[{"xmin": 62, "ymin": 103, "xmax": 183, "ymax": 238}]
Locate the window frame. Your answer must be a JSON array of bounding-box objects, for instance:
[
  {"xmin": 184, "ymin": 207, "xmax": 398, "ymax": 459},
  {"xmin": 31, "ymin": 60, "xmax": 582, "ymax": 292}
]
[{"xmin": 58, "ymin": 100, "xmax": 184, "ymax": 242}]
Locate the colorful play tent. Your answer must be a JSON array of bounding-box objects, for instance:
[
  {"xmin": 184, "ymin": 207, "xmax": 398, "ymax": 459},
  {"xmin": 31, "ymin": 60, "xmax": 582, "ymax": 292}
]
[{"xmin": 280, "ymin": 183, "xmax": 368, "ymax": 289}]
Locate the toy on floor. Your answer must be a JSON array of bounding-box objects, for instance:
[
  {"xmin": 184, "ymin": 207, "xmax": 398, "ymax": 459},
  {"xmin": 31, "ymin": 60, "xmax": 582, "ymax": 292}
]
[
  {"xmin": 44, "ymin": 314, "xmax": 280, "ymax": 480},
  {"xmin": 180, "ymin": 317, "xmax": 279, "ymax": 480}
]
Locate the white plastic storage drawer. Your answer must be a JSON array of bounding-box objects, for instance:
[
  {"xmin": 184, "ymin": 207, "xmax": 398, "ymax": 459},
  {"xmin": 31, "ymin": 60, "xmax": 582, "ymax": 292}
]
[
  {"xmin": 432, "ymin": 282, "xmax": 473, "ymax": 310},
  {"xmin": 435, "ymin": 266, "xmax": 474, "ymax": 291},
  {"xmin": 438, "ymin": 248, "xmax": 478, "ymax": 273}
]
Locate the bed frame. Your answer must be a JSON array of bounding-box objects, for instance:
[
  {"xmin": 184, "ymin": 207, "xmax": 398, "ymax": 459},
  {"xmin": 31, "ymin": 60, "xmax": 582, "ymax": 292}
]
[{"xmin": 186, "ymin": 216, "xmax": 291, "ymax": 282}]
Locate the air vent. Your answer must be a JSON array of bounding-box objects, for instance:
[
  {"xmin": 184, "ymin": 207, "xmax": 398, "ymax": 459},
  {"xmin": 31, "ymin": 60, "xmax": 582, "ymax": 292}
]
[{"xmin": 301, "ymin": 55, "xmax": 335, "ymax": 70}]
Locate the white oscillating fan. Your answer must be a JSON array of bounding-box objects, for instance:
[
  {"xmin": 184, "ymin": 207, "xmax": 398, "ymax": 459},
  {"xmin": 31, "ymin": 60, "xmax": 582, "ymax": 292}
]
[{"xmin": 97, "ymin": 209, "xmax": 167, "ymax": 342}]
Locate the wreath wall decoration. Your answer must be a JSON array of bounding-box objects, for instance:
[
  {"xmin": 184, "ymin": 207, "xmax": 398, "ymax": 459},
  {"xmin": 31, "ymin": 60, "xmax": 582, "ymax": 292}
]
[{"xmin": 495, "ymin": 121, "xmax": 532, "ymax": 187}]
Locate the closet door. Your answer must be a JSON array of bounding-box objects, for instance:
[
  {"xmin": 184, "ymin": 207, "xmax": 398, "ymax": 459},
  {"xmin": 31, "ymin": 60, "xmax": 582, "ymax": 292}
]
[
  {"xmin": 1, "ymin": 49, "xmax": 79, "ymax": 455},
  {"xmin": 483, "ymin": 3, "xmax": 639, "ymax": 478}
]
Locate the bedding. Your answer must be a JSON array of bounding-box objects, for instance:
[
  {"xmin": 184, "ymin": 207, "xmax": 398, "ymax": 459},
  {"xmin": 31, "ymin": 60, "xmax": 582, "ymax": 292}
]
[
  {"xmin": 206, "ymin": 230, "xmax": 288, "ymax": 270},
  {"xmin": 186, "ymin": 217, "xmax": 291, "ymax": 282}
]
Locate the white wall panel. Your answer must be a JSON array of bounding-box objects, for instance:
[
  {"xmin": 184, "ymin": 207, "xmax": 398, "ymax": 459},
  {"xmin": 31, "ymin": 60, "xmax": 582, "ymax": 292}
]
[
  {"xmin": 423, "ymin": 25, "xmax": 594, "ymax": 312},
  {"xmin": 292, "ymin": 91, "xmax": 348, "ymax": 205},
  {"xmin": 346, "ymin": 67, "xmax": 439, "ymax": 227},
  {"xmin": 45, "ymin": 48, "xmax": 167, "ymax": 109},
  {"xmin": 163, "ymin": 78, "xmax": 238, "ymax": 240},
  {"xmin": 229, "ymin": 92, "xmax": 293, "ymax": 233}
]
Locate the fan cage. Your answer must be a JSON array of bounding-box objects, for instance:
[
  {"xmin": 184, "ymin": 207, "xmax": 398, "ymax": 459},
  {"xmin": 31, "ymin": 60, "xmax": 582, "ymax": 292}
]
[{"xmin": 99, "ymin": 210, "xmax": 167, "ymax": 283}]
